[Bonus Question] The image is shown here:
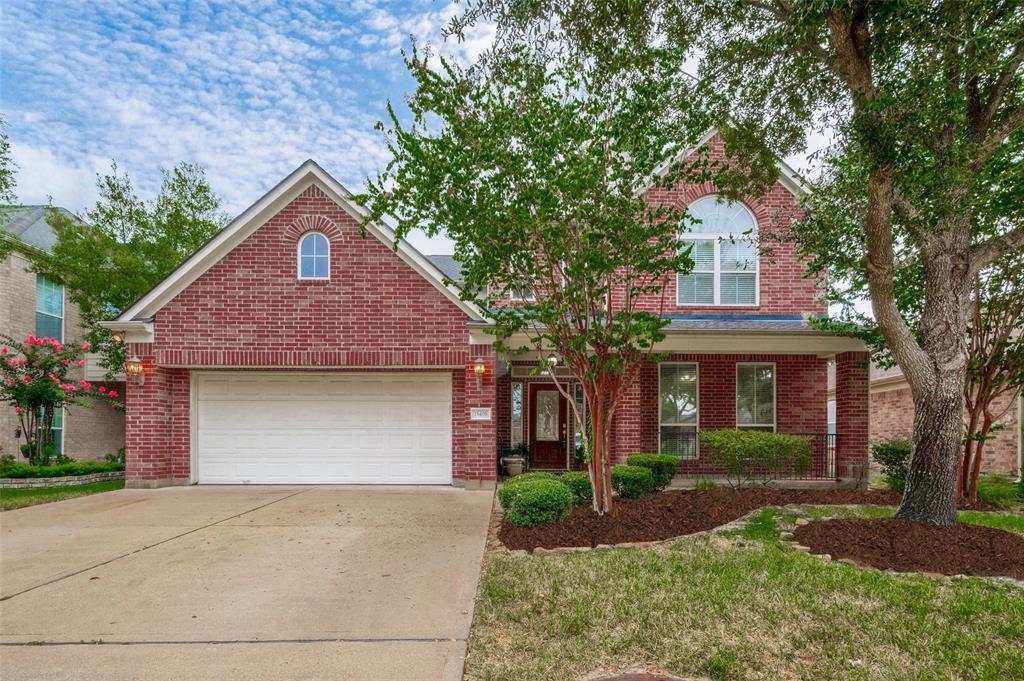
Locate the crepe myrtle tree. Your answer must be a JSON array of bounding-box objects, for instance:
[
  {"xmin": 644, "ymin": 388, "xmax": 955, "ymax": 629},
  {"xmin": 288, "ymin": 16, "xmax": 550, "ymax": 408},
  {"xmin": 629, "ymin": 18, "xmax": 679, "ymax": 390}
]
[
  {"xmin": 359, "ymin": 46, "xmax": 711, "ymax": 513},
  {"xmin": 0, "ymin": 335, "xmax": 122, "ymax": 465},
  {"xmin": 455, "ymin": 0, "xmax": 1024, "ymax": 524}
]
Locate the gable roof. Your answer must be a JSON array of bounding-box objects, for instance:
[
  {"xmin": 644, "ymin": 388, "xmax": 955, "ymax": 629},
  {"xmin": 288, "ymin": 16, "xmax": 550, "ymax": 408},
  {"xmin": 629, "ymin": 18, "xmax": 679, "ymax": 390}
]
[
  {"xmin": 0, "ymin": 205, "xmax": 82, "ymax": 253},
  {"xmin": 110, "ymin": 160, "xmax": 486, "ymax": 324},
  {"xmin": 647, "ymin": 128, "xmax": 810, "ymax": 198},
  {"xmin": 426, "ymin": 254, "xmax": 464, "ymax": 286}
]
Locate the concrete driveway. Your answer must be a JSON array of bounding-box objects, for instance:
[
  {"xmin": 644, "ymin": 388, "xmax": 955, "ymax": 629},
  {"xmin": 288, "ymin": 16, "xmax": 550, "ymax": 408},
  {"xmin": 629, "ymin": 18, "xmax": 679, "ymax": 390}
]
[{"xmin": 0, "ymin": 485, "xmax": 493, "ymax": 680}]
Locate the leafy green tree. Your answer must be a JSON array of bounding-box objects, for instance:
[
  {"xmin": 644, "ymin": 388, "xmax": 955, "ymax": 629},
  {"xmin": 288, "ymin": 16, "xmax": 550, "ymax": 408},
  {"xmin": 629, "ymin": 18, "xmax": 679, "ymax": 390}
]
[
  {"xmin": 0, "ymin": 115, "xmax": 15, "ymax": 203},
  {"xmin": 360, "ymin": 46, "xmax": 705, "ymax": 512},
  {"xmin": 456, "ymin": 0, "xmax": 1024, "ymax": 525},
  {"xmin": 42, "ymin": 162, "xmax": 227, "ymax": 375}
]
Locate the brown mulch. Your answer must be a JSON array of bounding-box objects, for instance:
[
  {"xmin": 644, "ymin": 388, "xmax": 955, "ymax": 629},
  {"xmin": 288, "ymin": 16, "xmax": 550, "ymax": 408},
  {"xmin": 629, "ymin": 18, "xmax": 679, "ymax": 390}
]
[
  {"xmin": 794, "ymin": 518, "xmax": 1024, "ymax": 580},
  {"xmin": 497, "ymin": 488, "xmax": 995, "ymax": 551}
]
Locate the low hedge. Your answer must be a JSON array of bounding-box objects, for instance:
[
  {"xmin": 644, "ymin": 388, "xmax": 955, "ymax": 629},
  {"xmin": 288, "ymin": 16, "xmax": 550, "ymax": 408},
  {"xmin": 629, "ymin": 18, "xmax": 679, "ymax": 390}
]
[
  {"xmin": 700, "ymin": 429, "xmax": 812, "ymax": 489},
  {"xmin": 626, "ymin": 453, "xmax": 681, "ymax": 490},
  {"xmin": 497, "ymin": 471, "xmax": 560, "ymax": 510},
  {"xmin": 505, "ymin": 478, "xmax": 574, "ymax": 527},
  {"xmin": 0, "ymin": 461, "xmax": 126, "ymax": 479},
  {"xmin": 559, "ymin": 471, "xmax": 593, "ymax": 506},
  {"xmin": 611, "ymin": 464, "xmax": 655, "ymax": 499},
  {"xmin": 872, "ymin": 439, "xmax": 911, "ymax": 492}
]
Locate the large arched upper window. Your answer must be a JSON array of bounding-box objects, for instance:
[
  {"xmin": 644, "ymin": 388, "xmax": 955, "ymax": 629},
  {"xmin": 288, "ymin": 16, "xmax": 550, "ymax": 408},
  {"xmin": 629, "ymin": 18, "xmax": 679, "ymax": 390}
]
[
  {"xmin": 298, "ymin": 232, "xmax": 329, "ymax": 280},
  {"xmin": 678, "ymin": 195, "xmax": 758, "ymax": 306}
]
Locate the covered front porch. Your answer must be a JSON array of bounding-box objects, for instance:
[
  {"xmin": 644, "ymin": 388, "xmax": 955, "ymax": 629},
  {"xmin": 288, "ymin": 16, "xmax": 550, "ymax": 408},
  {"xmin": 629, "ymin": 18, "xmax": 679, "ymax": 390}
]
[{"xmin": 487, "ymin": 317, "xmax": 870, "ymax": 485}]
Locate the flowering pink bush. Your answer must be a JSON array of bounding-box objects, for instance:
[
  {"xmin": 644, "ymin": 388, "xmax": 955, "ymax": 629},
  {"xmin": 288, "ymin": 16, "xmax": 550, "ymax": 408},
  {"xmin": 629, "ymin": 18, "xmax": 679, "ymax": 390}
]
[{"xmin": 0, "ymin": 334, "xmax": 123, "ymax": 465}]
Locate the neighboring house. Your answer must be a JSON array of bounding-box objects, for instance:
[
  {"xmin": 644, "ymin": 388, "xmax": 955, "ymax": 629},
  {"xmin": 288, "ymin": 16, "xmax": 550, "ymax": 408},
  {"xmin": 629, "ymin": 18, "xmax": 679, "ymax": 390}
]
[
  {"xmin": 828, "ymin": 363, "xmax": 1022, "ymax": 477},
  {"xmin": 102, "ymin": 134, "xmax": 870, "ymax": 489},
  {"xmin": 0, "ymin": 205, "xmax": 126, "ymax": 461}
]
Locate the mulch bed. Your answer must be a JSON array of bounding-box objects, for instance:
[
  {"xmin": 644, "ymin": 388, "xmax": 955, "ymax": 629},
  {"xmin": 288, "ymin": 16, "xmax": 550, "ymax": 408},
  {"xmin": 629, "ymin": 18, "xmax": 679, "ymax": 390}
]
[
  {"xmin": 498, "ymin": 488, "xmax": 994, "ymax": 550},
  {"xmin": 794, "ymin": 518, "xmax": 1024, "ymax": 580}
]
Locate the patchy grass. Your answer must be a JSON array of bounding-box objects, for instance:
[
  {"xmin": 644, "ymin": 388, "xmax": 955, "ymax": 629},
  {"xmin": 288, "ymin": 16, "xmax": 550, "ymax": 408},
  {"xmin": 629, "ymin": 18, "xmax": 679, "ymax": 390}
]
[
  {"xmin": 469, "ymin": 508, "xmax": 1024, "ymax": 681},
  {"xmin": 799, "ymin": 505, "xmax": 1024, "ymax": 534},
  {"xmin": 0, "ymin": 480, "xmax": 125, "ymax": 511},
  {"xmin": 976, "ymin": 475, "xmax": 1023, "ymax": 510}
]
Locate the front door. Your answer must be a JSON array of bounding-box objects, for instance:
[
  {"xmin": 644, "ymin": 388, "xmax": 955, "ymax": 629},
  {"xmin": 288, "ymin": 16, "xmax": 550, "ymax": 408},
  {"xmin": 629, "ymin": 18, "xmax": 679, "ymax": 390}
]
[{"xmin": 529, "ymin": 384, "xmax": 567, "ymax": 469}]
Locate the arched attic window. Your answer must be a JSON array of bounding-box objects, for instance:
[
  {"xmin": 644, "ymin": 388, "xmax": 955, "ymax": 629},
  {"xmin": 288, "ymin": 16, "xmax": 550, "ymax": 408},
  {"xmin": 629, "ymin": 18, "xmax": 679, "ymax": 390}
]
[
  {"xmin": 678, "ymin": 195, "xmax": 758, "ymax": 306},
  {"xmin": 297, "ymin": 232, "xmax": 330, "ymax": 280}
]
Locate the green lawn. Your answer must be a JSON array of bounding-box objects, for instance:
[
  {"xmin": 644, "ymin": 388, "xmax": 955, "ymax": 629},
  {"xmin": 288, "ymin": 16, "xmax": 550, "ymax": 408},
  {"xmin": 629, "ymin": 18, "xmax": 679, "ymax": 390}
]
[
  {"xmin": 0, "ymin": 480, "xmax": 125, "ymax": 511},
  {"xmin": 468, "ymin": 507, "xmax": 1024, "ymax": 681}
]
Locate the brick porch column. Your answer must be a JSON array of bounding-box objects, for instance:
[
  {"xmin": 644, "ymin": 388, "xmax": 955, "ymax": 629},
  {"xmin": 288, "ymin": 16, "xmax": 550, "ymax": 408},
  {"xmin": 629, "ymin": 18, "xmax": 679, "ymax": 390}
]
[
  {"xmin": 454, "ymin": 345, "xmax": 498, "ymax": 488},
  {"xmin": 124, "ymin": 346, "xmax": 190, "ymax": 488},
  {"xmin": 835, "ymin": 351, "xmax": 870, "ymax": 486}
]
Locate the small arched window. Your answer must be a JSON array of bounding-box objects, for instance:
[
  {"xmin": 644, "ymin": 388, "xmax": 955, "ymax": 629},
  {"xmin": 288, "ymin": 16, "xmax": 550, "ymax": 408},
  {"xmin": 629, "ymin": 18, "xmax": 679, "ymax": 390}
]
[
  {"xmin": 678, "ymin": 195, "xmax": 758, "ymax": 306},
  {"xmin": 298, "ymin": 232, "xmax": 329, "ymax": 279}
]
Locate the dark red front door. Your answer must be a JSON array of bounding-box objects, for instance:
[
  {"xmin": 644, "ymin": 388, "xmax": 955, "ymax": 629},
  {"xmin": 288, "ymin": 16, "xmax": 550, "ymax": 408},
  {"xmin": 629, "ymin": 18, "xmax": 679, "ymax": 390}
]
[{"xmin": 529, "ymin": 384, "xmax": 567, "ymax": 469}]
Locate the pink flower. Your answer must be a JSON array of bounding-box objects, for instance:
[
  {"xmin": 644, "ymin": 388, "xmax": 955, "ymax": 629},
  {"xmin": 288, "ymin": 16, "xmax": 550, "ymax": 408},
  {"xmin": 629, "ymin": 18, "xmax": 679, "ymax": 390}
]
[
  {"xmin": 81, "ymin": 343, "xmax": 91, "ymax": 351},
  {"xmin": 22, "ymin": 375, "xmax": 31, "ymax": 384},
  {"xmin": 7, "ymin": 359, "xmax": 16, "ymax": 367},
  {"xmin": 14, "ymin": 406, "xmax": 21, "ymax": 413},
  {"xmin": 26, "ymin": 335, "xmax": 36, "ymax": 344},
  {"xmin": 63, "ymin": 359, "xmax": 70, "ymax": 365},
  {"xmin": 50, "ymin": 338, "xmax": 58, "ymax": 345},
  {"xmin": 1, "ymin": 347, "xmax": 6, "ymax": 354},
  {"xmin": 108, "ymin": 390, "xmax": 118, "ymax": 397},
  {"xmin": 77, "ymin": 359, "xmax": 86, "ymax": 366},
  {"xmin": 79, "ymin": 380, "xmax": 91, "ymax": 389},
  {"xmin": 98, "ymin": 386, "xmax": 106, "ymax": 393}
]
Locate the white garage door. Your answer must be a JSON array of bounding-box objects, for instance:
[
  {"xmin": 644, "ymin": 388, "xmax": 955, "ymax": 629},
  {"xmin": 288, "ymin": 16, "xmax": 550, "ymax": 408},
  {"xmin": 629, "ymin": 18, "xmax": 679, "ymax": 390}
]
[{"xmin": 195, "ymin": 372, "xmax": 452, "ymax": 484}]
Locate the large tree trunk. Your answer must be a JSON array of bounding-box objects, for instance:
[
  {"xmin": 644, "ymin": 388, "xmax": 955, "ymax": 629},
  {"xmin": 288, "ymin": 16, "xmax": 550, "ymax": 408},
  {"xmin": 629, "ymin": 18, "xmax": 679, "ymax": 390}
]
[
  {"xmin": 896, "ymin": 378, "xmax": 963, "ymax": 524},
  {"xmin": 894, "ymin": 230, "xmax": 972, "ymax": 525}
]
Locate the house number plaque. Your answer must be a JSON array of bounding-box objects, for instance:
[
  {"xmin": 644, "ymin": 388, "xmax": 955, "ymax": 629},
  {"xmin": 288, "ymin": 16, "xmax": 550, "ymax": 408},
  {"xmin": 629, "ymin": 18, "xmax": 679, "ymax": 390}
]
[{"xmin": 470, "ymin": 407, "xmax": 492, "ymax": 420}]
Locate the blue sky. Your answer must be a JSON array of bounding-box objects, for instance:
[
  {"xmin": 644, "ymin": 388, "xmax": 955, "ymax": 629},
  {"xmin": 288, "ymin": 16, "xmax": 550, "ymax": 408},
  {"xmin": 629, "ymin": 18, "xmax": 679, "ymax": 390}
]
[{"xmin": 1, "ymin": 0, "xmax": 495, "ymax": 253}]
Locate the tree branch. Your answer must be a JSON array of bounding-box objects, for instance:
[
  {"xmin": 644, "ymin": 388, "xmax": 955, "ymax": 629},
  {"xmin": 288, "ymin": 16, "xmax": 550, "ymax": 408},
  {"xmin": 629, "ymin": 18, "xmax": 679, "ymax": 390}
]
[
  {"xmin": 973, "ymin": 107, "xmax": 1024, "ymax": 169},
  {"xmin": 976, "ymin": 40, "xmax": 1024, "ymax": 137},
  {"xmin": 972, "ymin": 225, "xmax": 1024, "ymax": 272}
]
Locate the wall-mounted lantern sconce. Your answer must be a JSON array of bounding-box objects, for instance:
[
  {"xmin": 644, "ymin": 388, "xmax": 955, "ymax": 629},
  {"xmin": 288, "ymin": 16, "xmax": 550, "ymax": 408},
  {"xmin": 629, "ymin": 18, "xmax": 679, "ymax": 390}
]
[
  {"xmin": 126, "ymin": 355, "xmax": 145, "ymax": 386},
  {"xmin": 473, "ymin": 357, "xmax": 486, "ymax": 388},
  {"xmin": 111, "ymin": 333, "xmax": 123, "ymax": 343}
]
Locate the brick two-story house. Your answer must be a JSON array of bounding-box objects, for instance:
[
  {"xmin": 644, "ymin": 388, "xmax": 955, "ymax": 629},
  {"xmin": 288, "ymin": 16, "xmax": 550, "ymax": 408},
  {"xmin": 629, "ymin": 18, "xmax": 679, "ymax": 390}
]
[
  {"xmin": 1, "ymin": 205, "xmax": 126, "ymax": 461},
  {"xmin": 103, "ymin": 135, "xmax": 870, "ymax": 489}
]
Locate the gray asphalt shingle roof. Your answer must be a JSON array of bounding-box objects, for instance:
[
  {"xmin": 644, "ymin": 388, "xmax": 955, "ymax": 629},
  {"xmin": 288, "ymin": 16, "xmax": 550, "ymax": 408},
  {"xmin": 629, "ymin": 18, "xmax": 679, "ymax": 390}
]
[
  {"xmin": 426, "ymin": 254, "xmax": 465, "ymax": 286},
  {"xmin": 0, "ymin": 205, "xmax": 80, "ymax": 253}
]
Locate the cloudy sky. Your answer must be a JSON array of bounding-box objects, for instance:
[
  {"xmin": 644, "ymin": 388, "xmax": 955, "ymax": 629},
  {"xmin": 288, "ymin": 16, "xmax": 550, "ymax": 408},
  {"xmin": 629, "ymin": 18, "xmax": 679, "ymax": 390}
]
[
  {"xmin": 1, "ymin": 0, "xmax": 497, "ymax": 252},
  {"xmin": 2, "ymin": 0, "xmax": 828, "ymax": 256}
]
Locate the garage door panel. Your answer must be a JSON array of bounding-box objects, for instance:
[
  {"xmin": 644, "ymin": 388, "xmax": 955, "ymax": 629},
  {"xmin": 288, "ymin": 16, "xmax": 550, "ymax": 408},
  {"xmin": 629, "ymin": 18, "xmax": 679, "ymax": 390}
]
[{"xmin": 196, "ymin": 372, "xmax": 453, "ymax": 484}]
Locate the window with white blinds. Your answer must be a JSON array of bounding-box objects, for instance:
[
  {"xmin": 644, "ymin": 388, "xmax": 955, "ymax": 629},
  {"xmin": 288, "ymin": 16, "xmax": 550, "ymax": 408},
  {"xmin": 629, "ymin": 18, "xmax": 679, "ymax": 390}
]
[
  {"xmin": 678, "ymin": 195, "xmax": 758, "ymax": 306},
  {"xmin": 737, "ymin": 363, "xmax": 775, "ymax": 431},
  {"xmin": 659, "ymin": 363, "xmax": 698, "ymax": 459}
]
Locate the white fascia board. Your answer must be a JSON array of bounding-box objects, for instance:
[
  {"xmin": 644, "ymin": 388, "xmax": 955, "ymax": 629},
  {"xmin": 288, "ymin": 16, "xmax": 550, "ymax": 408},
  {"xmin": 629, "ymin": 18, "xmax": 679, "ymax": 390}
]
[
  {"xmin": 114, "ymin": 160, "xmax": 486, "ymax": 323},
  {"xmin": 470, "ymin": 326, "xmax": 867, "ymax": 355},
  {"xmin": 97, "ymin": 320, "xmax": 154, "ymax": 344}
]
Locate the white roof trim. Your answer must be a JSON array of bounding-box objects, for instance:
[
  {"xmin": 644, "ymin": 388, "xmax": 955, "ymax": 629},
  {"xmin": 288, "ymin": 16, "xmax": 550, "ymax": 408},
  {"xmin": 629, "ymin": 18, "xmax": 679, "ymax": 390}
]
[
  {"xmin": 114, "ymin": 160, "xmax": 486, "ymax": 323},
  {"xmin": 646, "ymin": 128, "xmax": 810, "ymax": 198}
]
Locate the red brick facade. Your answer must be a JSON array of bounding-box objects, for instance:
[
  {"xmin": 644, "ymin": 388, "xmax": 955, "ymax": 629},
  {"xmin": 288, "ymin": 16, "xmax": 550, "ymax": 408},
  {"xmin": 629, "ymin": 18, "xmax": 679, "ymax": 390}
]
[
  {"xmin": 118, "ymin": 157, "xmax": 869, "ymax": 488},
  {"xmin": 870, "ymin": 385, "xmax": 1021, "ymax": 476}
]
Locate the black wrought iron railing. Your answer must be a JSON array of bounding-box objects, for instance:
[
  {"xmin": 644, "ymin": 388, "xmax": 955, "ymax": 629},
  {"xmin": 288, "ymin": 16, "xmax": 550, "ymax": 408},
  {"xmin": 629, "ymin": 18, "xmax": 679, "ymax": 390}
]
[{"xmin": 673, "ymin": 431, "xmax": 837, "ymax": 482}]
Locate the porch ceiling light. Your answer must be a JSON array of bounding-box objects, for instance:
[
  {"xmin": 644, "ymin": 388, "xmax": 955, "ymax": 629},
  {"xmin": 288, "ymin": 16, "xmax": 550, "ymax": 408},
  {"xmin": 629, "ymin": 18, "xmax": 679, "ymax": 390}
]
[{"xmin": 126, "ymin": 355, "xmax": 145, "ymax": 386}]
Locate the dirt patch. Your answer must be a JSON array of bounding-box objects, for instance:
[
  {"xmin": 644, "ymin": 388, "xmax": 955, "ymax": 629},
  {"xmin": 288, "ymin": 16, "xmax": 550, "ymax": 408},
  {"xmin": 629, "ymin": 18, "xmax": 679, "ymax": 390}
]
[
  {"xmin": 793, "ymin": 518, "xmax": 1024, "ymax": 579},
  {"xmin": 498, "ymin": 488, "xmax": 993, "ymax": 551}
]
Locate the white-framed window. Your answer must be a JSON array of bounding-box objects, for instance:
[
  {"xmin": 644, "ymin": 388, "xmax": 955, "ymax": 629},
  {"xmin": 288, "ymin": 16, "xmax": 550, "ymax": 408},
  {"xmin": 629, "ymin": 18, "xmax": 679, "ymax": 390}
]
[
  {"xmin": 36, "ymin": 275, "xmax": 64, "ymax": 341},
  {"xmin": 659, "ymin": 363, "xmax": 699, "ymax": 459},
  {"xmin": 827, "ymin": 399, "xmax": 836, "ymax": 436},
  {"xmin": 509, "ymin": 285, "xmax": 536, "ymax": 302},
  {"xmin": 678, "ymin": 195, "xmax": 758, "ymax": 306},
  {"xmin": 737, "ymin": 363, "xmax": 775, "ymax": 431},
  {"xmin": 297, "ymin": 232, "xmax": 330, "ymax": 279}
]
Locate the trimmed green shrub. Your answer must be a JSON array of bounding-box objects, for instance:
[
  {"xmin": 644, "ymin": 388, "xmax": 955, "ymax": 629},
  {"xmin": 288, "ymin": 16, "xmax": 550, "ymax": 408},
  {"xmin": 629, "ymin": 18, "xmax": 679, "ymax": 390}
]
[
  {"xmin": 694, "ymin": 478, "xmax": 716, "ymax": 491},
  {"xmin": 611, "ymin": 464, "xmax": 655, "ymax": 499},
  {"xmin": 700, "ymin": 429, "xmax": 813, "ymax": 489},
  {"xmin": 505, "ymin": 478, "xmax": 573, "ymax": 527},
  {"xmin": 559, "ymin": 471, "xmax": 593, "ymax": 506},
  {"xmin": 0, "ymin": 461, "xmax": 125, "ymax": 479},
  {"xmin": 872, "ymin": 439, "xmax": 911, "ymax": 492},
  {"xmin": 497, "ymin": 471, "xmax": 559, "ymax": 510},
  {"xmin": 626, "ymin": 453, "xmax": 681, "ymax": 490}
]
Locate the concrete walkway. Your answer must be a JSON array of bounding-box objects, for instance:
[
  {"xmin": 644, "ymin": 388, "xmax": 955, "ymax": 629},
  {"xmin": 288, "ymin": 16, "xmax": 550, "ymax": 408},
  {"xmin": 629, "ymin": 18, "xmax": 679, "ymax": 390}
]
[{"xmin": 0, "ymin": 485, "xmax": 493, "ymax": 680}]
